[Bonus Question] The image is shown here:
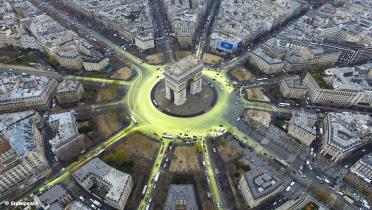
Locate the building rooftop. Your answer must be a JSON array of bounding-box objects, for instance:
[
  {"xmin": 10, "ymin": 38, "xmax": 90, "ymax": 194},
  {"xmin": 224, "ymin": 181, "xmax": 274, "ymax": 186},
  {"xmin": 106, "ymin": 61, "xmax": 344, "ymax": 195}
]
[
  {"xmin": 163, "ymin": 184, "xmax": 199, "ymax": 210},
  {"xmin": 211, "ymin": 0, "xmax": 305, "ymax": 43},
  {"xmin": 65, "ymin": 201, "xmax": 91, "ymax": 210},
  {"xmin": 37, "ymin": 184, "xmax": 69, "ymax": 210},
  {"xmin": 283, "ymin": 76, "xmax": 307, "ymax": 89},
  {"xmin": 0, "ymin": 74, "xmax": 56, "ymax": 103},
  {"xmin": 0, "ymin": 110, "xmax": 40, "ymax": 158},
  {"xmin": 243, "ymin": 169, "xmax": 282, "ymax": 200},
  {"xmin": 73, "ymin": 158, "xmax": 132, "ymax": 204},
  {"xmin": 290, "ymin": 112, "xmax": 317, "ymax": 135},
  {"xmin": 360, "ymin": 152, "xmax": 372, "ymax": 167},
  {"xmin": 325, "ymin": 64, "xmax": 372, "ymax": 92},
  {"xmin": 66, "ymin": 0, "xmax": 153, "ymax": 36},
  {"xmin": 326, "ymin": 112, "xmax": 371, "ymax": 152},
  {"xmin": 48, "ymin": 111, "xmax": 79, "ymax": 153},
  {"xmin": 253, "ymin": 47, "xmax": 284, "ymax": 65},
  {"xmin": 56, "ymin": 80, "xmax": 82, "ymax": 94}
]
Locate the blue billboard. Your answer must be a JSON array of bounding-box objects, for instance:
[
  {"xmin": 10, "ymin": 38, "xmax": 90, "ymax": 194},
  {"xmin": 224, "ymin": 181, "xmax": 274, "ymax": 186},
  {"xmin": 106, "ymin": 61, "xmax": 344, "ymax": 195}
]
[
  {"xmin": 216, "ymin": 38, "xmax": 242, "ymax": 53},
  {"xmin": 220, "ymin": 41, "xmax": 233, "ymax": 50}
]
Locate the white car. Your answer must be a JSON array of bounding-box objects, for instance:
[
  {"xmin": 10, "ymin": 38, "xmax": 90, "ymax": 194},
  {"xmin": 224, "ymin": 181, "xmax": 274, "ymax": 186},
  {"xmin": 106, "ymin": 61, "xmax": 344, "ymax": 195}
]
[
  {"xmin": 290, "ymin": 181, "xmax": 295, "ymax": 186},
  {"xmin": 286, "ymin": 186, "xmax": 291, "ymax": 192}
]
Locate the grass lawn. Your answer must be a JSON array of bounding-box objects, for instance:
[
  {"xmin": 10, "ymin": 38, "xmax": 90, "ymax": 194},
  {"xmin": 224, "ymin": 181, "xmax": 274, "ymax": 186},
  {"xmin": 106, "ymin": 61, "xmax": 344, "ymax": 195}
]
[{"xmin": 8, "ymin": 53, "xmax": 37, "ymax": 66}]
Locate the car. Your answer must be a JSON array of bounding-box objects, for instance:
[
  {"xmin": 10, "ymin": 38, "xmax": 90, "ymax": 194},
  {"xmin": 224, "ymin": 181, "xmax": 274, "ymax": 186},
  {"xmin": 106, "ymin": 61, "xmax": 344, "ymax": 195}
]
[
  {"xmin": 91, "ymin": 204, "xmax": 96, "ymax": 209},
  {"xmin": 79, "ymin": 196, "xmax": 84, "ymax": 201},
  {"xmin": 285, "ymin": 186, "xmax": 291, "ymax": 192},
  {"xmin": 290, "ymin": 181, "xmax": 295, "ymax": 186}
]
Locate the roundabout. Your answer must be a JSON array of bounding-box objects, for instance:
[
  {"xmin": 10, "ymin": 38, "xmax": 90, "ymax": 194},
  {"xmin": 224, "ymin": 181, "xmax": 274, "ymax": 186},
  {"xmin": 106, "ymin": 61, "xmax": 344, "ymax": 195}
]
[{"xmin": 124, "ymin": 65, "xmax": 236, "ymax": 137}]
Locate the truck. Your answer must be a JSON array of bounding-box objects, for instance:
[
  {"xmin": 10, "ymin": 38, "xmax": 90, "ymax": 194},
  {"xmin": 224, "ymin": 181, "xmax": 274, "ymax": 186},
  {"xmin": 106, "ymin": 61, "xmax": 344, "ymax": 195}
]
[
  {"xmin": 343, "ymin": 196, "xmax": 354, "ymax": 204},
  {"xmin": 154, "ymin": 172, "xmax": 160, "ymax": 182},
  {"xmin": 92, "ymin": 200, "xmax": 101, "ymax": 207},
  {"xmin": 94, "ymin": 148, "xmax": 105, "ymax": 157},
  {"xmin": 323, "ymin": 178, "xmax": 330, "ymax": 184}
]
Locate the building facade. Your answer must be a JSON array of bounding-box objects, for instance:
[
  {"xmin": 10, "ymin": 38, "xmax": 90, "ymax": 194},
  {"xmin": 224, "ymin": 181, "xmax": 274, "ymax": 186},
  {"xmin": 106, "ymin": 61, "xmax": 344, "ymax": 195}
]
[
  {"xmin": 56, "ymin": 80, "xmax": 84, "ymax": 104},
  {"xmin": 280, "ymin": 77, "xmax": 308, "ymax": 99}
]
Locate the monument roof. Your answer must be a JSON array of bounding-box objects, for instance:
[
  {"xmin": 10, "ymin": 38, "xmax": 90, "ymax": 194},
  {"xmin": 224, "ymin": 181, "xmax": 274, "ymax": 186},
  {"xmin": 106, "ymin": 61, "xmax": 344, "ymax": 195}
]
[{"xmin": 165, "ymin": 55, "xmax": 201, "ymax": 77}]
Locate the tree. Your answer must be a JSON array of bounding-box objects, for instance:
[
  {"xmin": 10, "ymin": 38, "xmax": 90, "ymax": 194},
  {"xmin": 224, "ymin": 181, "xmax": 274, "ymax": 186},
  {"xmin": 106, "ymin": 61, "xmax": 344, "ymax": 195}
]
[
  {"xmin": 194, "ymin": 142, "xmax": 202, "ymax": 153},
  {"xmin": 316, "ymin": 191, "xmax": 332, "ymax": 204}
]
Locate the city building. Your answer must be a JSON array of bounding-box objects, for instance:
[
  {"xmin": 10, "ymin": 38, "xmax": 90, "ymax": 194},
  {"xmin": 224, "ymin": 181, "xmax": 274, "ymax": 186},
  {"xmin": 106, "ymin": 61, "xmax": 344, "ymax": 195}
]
[
  {"xmin": 0, "ymin": 17, "xmax": 37, "ymax": 49},
  {"xmin": 54, "ymin": 45, "xmax": 84, "ymax": 70},
  {"xmin": 210, "ymin": 0, "xmax": 306, "ymax": 53},
  {"xmin": 56, "ymin": 80, "xmax": 84, "ymax": 104},
  {"xmin": 65, "ymin": 201, "xmax": 91, "ymax": 210},
  {"xmin": 320, "ymin": 112, "xmax": 371, "ymax": 162},
  {"xmin": 48, "ymin": 111, "xmax": 80, "ymax": 159},
  {"xmin": 288, "ymin": 112, "xmax": 317, "ymax": 147},
  {"xmin": 163, "ymin": 184, "xmax": 199, "ymax": 210},
  {"xmin": 34, "ymin": 184, "xmax": 74, "ymax": 210},
  {"xmin": 303, "ymin": 64, "xmax": 372, "ymax": 107},
  {"xmin": 82, "ymin": 56, "xmax": 110, "ymax": 72},
  {"xmin": 135, "ymin": 33, "xmax": 155, "ymax": 50},
  {"xmin": 3, "ymin": 4, "xmax": 108, "ymax": 72},
  {"xmin": 0, "ymin": 110, "xmax": 50, "ymax": 200},
  {"xmin": 62, "ymin": 0, "xmax": 154, "ymax": 43},
  {"xmin": 350, "ymin": 153, "xmax": 372, "ymax": 184},
  {"xmin": 0, "ymin": 74, "xmax": 58, "ymax": 112},
  {"xmin": 164, "ymin": 0, "xmax": 207, "ymax": 46},
  {"xmin": 164, "ymin": 55, "xmax": 203, "ymax": 106},
  {"xmin": 249, "ymin": 47, "xmax": 284, "ymax": 74},
  {"xmin": 275, "ymin": 192, "xmax": 329, "ymax": 210},
  {"xmin": 280, "ymin": 76, "xmax": 308, "ymax": 99},
  {"xmin": 73, "ymin": 158, "xmax": 133, "ymax": 210},
  {"xmin": 239, "ymin": 170, "xmax": 284, "ymax": 208}
]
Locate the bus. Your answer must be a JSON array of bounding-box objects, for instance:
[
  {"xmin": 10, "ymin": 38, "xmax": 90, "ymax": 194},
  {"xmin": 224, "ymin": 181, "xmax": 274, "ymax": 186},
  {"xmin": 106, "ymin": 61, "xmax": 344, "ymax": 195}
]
[
  {"xmin": 256, "ymin": 78, "xmax": 268, "ymax": 81},
  {"xmin": 130, "ymin": 116, "xmax": 138, "ymax": 124},
  {"xmin": 162, "ymin": 134, "xmax": 173, "ymax": 139},
  {"xmin": 154, "ymin": 172, "xmax": 160, "ymax": 182},
  {"xmin": 141, "ymin": 185, "xmax": 148, "ymax": 196},
  {"xmin": 153, "ymin": 100, "xmax": 159, "ymax": 107},
  {"xmin": 278, "ymin": 103, "xmax": 290, "ymax": 107}
]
